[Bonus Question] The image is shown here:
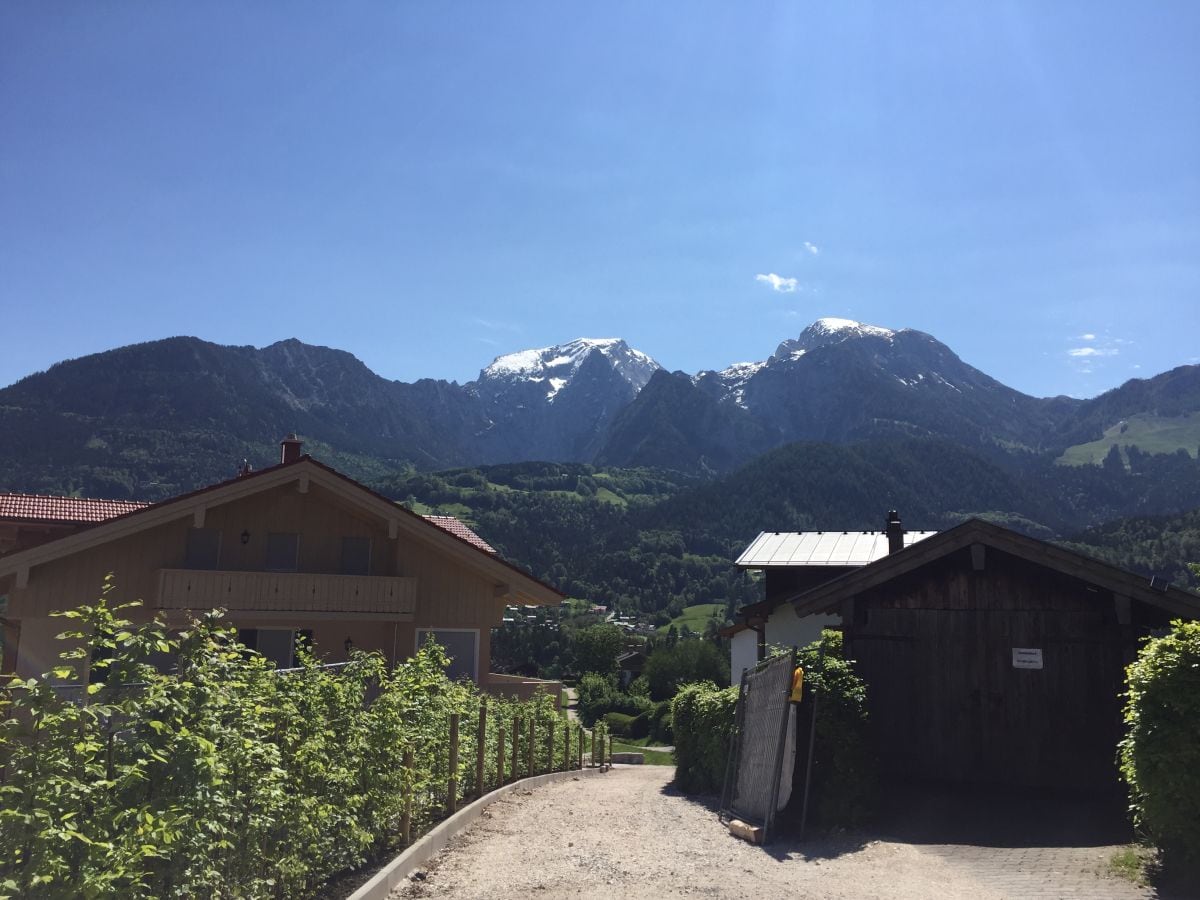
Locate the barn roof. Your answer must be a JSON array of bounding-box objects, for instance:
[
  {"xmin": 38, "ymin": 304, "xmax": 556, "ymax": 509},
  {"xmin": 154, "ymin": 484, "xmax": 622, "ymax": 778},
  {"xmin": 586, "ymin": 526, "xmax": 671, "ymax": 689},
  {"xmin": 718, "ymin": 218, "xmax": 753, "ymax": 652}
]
[
  {"xmin": 736, "ymin": 529, "xmax": 937, "ymax": 568},
  {"xmin": 788, "ymin": 518, "xmax": 1200, "ymax": 619}
]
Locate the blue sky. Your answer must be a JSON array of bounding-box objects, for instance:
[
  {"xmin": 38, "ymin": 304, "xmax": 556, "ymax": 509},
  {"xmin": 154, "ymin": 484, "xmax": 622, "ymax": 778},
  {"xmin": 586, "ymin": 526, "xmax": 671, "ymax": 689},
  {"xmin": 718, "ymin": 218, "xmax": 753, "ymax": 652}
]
[{"xmin": 2, "ymin": 3, "xmax": 1197, "ymax": 399}]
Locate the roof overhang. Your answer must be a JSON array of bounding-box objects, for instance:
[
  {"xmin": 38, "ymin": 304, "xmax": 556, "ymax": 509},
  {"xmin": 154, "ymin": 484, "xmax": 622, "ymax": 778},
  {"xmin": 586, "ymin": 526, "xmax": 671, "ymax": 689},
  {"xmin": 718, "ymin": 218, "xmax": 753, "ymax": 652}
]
[
  {"xmin": 787, "ymin": 518, "xmax": 1200, "ymax": 620},
  {"xmin": 0, "ymin": 457, "xmax": 564, "ymax": 607}
]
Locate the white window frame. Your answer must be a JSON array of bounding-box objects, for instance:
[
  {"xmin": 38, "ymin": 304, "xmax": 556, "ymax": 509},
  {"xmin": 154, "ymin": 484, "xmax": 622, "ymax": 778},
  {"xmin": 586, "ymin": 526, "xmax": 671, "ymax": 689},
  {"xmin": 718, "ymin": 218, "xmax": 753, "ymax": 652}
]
[{"xmin": 414, "ymin": 627, "xmax": 480, "ymax": 682}]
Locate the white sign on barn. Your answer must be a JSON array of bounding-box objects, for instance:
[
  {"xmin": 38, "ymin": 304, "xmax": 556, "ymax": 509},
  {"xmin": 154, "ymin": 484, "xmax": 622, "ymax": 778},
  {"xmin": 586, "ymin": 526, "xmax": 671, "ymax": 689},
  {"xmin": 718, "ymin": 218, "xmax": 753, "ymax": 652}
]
[{"xmin": 1012, "ymin": 647, "xmax": 1044, "ymax": 670}]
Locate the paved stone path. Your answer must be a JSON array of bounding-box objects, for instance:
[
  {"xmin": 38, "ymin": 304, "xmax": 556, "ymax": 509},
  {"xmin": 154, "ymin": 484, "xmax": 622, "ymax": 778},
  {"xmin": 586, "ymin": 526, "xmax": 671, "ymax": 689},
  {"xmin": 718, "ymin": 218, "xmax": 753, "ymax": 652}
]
[{"xmin": 923, "ymin": 844, "xmax": 1160, "ymax": 900}]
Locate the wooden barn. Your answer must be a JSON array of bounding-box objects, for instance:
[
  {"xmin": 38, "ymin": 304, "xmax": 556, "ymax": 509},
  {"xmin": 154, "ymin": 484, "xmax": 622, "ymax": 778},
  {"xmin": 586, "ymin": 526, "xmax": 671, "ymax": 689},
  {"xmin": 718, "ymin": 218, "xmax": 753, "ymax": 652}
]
[{"xmin": 787, "ymin": 518, "xmax": 1200, "ymax": 793}]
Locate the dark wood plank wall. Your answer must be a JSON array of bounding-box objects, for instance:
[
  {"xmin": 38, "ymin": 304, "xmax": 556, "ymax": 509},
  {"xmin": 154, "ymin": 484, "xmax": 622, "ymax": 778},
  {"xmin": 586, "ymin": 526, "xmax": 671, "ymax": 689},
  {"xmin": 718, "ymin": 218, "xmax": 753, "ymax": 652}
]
[{"xmin": 844, "ymin": 546, "xmax": 1157, "ymax": 792}]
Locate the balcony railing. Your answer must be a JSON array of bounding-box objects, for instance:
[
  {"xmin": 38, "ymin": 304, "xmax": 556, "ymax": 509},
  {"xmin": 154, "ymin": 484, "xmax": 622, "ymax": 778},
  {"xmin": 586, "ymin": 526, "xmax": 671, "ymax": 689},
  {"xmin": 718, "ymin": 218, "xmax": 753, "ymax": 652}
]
[{"xmin": 156, "ymin": 569, "xmax": 417, "ymax": 617}]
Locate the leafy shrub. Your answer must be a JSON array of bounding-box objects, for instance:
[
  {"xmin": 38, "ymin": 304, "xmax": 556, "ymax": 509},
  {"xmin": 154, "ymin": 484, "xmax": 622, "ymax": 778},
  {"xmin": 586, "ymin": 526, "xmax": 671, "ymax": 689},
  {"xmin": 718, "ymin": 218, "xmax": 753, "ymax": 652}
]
[
  {"xmin": 0, "ymin": 584, "xmax": 580, "ymax": 899},
  {"xmin": 671, "ymin": 681, "xmax": 738, "ymax": 793},
  {"xmin": 1119, "ymin": 619, "xmax": 1200, "ymax": 871},
  {"xmin": 575, "ymin": 673, "xmax": 650, "ymax": 726},
  {"xmin": 629, "ymin": 701, "xmax": 672, "ymax": 743},
  {"xmin": 649, "ymin": 700, "xmax": 674, "ymax": 745},
  {"xmin": 792, "ymin": 630, "xmax": 875, "ymax": 829},
  {"xmin": 603, "ymin": 712, "xmax": 636, "ymax": 737}
]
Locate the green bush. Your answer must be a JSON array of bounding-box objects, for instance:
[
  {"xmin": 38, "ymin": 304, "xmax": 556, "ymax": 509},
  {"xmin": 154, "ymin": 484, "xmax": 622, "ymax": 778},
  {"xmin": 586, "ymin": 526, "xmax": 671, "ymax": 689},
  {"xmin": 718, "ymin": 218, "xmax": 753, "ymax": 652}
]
[
  {"xmin": 0, "ymin": 583, "xmax": 579, "ymax": 899},
  {"xmin": 1119, "ymin": 619, "xmax": 1200, "ymax": 871},
  {"xmin": 649, "ymin": 700, "xmax": 674, "ymax": 745},
  {"xmin": 603, "ymin": 712, "xmax": 636, "ymax": 737},
  {"xmin": 575, "ymin": 673, "xmax": 650, "ymax": 726},
  {"xmin": 627, "ymin": 709, "xmax": 652, "ymax": 740},
  {"xmin": 671, "ymin": 681, "xmax": 738, "ymax": 794}
]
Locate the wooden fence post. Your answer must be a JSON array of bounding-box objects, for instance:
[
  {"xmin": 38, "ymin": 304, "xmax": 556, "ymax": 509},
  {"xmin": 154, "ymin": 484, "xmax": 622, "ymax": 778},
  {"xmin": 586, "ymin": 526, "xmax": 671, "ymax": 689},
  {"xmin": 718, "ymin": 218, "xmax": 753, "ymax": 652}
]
[
  {"xmin": 402, "ymin": 746, "xmax": 414, "ymax": 846},
  {"xmin": 577, "ymin": 726, "xmax": 583, "ymax": 770},
  {"xmin": 512, "ymin": 718, "xmax": 522, "ymax": 781},
  {"xmin": 562, "ymin": 720, "xmax": 569, "ymax": 771},
  {"xmin": 475, "ymin": 702, "xmax": 488, "ymax": 799},
  {"xmin": 608, "ymin": 735, "xmax": 613, "ymax": 766},
  {"xmin": 590, "ymin": 728, "xmax": 596, "ymax": 768},
  {"xmin": 526, "ymin": 716, "xmax": 535, "ymax": 777},
  {"xmin": 546, "ymin": 719, "xmax": 554, "ymax": 773},
  {"xmin": 447, "ymin": 713, "xmax": 460, "ymax": 815},
  {"xmin": 497, "ymin": 724, "xmax": 507, "ymax": 788}
]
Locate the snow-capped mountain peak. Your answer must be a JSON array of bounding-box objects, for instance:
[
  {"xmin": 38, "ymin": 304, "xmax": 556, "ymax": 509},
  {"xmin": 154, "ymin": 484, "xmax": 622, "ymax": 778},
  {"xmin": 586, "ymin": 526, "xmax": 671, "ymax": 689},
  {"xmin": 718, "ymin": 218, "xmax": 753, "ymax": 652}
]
[
  {"xmin": 480, "ymin": 338, "xmax": 661, "ymax": 400},
  {"xmin": 773, "ymin": 317, "xmax": 896, "ymax": 361}
]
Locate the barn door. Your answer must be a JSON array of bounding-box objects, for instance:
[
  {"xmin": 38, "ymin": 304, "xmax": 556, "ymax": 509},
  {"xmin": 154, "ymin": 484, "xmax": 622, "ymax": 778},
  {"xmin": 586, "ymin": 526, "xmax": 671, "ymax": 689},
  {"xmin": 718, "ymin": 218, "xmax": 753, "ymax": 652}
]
[{"xmin": 975, "ymin": 610, "xmax": 1124, "ymax": 790}]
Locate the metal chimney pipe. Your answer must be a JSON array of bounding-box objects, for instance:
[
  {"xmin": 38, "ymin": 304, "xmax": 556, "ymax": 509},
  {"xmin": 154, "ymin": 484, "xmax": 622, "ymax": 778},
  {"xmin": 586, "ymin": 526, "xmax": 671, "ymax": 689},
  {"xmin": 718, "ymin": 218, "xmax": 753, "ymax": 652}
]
[{"xmin": 886, "ymin": 510, "xmax": 904, "ymax": 554}]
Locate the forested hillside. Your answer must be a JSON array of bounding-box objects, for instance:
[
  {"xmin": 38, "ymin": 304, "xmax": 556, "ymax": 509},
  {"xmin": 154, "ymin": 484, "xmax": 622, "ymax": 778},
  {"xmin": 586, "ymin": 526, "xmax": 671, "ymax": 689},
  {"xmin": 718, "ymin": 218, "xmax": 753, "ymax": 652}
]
[
  {"xmin": 378, "ymin": 439, "xmax": 1200, "ymax": 617},
  {"xmin": 1064, "ymin": 508, "xmax": 1200, "ymax": 590}
]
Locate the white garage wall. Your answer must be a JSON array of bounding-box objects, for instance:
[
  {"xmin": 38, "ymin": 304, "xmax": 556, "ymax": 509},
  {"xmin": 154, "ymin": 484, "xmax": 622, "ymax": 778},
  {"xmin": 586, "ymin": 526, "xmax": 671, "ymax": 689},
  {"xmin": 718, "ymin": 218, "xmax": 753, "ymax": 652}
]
[
  {"xmin": 763, "ymin": 603, "xmax": 841, "ymax": 653},
  {"xmin": 729, "ymin": 627, "xmax": 758, "ymax": 683}
]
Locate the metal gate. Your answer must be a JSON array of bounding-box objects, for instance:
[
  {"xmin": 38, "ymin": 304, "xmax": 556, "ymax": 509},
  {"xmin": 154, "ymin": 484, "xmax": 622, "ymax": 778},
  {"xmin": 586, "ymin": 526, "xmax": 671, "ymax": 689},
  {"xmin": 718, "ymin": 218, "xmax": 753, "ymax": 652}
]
[{"xmin": 720, "ymin": 649, "xmax": 795, "ymax": 842}]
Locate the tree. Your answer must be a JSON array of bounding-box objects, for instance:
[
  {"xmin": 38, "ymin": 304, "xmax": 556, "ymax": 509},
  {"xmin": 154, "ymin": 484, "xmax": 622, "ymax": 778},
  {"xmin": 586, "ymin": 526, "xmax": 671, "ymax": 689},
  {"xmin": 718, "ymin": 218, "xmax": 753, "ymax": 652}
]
[
  {"xmin": 644, "ymin": 639, "xmax": 727, "ymax": 701},
  {"xmin": 570, "ymin": 624, "xmax": 624, "ymax": 677}
]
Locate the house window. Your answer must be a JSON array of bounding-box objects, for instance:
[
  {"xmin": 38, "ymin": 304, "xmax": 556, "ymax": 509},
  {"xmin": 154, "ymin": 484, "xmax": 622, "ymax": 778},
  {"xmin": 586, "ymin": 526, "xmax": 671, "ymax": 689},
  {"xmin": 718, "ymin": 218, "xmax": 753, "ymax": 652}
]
[
  {"xmin": 415, "ymin": 628, "xmax": 478, "ymax": 682},
  {"xmin": 238, "ymin": 628, "xmax": 313, "ymax": 669},
  {"xmin": 340, "ymin": 536, "xmax": 372, "ymax": 576},
  {"xmin": 185, "ymin": 527, "xmax": 221, "ymax": 570},
  {"xmin": 265, "ymin": 533, "xmax": 300, "ymax": 572}
]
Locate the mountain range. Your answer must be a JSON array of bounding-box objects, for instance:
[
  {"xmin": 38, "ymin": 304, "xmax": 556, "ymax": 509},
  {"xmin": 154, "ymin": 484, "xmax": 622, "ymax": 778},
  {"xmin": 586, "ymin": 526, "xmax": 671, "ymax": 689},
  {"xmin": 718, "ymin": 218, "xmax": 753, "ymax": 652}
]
[{"xmin": 1, "ymin": 318, "xmax": 1198, "ymax": 503}]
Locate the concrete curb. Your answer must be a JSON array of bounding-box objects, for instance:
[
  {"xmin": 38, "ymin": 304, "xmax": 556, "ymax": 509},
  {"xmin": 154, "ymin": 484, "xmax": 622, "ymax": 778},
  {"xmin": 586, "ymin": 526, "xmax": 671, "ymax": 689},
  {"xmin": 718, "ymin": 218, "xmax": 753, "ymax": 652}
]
[{"xmin": 346, "ymin": 767, "xmax": 607, "ymax": 900}]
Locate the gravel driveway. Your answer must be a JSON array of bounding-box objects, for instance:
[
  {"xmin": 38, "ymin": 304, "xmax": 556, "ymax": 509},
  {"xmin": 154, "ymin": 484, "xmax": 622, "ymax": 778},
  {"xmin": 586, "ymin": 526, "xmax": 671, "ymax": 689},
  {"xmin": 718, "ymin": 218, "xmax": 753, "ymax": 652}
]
[{"xmin": 389, "ymin": 766, "xmax": 1159, "ymax": 900}]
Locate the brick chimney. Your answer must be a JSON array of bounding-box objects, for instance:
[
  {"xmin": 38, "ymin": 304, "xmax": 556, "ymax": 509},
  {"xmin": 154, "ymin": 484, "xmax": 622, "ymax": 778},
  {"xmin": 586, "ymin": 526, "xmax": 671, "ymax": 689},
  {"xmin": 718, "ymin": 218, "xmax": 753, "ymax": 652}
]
[
  {"xmin": 280, "ymin": 433, "xmax": 303, "ymax": 465},
  {"xmin": 886, "ymin": 509, "xmax": 904, "ymax": 554}
]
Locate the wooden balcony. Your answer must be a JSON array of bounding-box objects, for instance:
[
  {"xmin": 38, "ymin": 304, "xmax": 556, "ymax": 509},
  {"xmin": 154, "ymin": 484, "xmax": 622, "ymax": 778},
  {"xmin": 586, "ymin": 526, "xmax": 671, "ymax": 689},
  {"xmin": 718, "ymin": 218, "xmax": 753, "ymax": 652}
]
[{"xmin": 156, "ymin": 569, "xmax": 417, "ymax": 618}]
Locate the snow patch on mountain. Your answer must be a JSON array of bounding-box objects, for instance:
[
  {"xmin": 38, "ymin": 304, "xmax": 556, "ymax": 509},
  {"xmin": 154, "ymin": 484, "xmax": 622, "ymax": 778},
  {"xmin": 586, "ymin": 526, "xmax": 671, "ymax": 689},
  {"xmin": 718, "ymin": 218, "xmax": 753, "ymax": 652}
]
[
  {"xmin": 773, "ymin": 317, "xmax": 896, "ymax": 361},
  {"xmin": 480, "ymin": 338, "xmax": 661, "ymax": 401},
  {"xmin": 713, "ymin": 361, "xmax": 767, "ymax": 408}
]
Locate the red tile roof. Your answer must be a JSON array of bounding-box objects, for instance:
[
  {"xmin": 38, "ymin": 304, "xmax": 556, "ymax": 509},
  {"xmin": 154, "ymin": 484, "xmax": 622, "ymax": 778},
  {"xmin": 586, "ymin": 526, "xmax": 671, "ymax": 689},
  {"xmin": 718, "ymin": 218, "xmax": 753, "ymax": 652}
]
[
  {"xmin": 0, "ymin": 493, "xmax": 150, "ymax": 524},
  {"xmin": 423, "ymin": 515, "xmax": 496, "ymax": 553}
]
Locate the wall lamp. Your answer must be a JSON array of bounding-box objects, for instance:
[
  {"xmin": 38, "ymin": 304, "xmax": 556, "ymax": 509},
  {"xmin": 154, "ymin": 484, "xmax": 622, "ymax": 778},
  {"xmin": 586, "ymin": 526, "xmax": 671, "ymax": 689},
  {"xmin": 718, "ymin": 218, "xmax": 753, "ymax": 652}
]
[{"xmin": 240, "ymin": 530, "xmax": 251, "ymax": 545}]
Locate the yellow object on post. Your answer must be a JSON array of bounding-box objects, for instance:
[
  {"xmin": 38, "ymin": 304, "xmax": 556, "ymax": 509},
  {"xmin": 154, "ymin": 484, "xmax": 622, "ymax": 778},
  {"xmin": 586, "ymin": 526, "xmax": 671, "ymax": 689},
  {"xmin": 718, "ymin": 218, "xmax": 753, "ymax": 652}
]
[{"xmin": 790, "ymin": 666, "xmax": 804, "ymax": 702}]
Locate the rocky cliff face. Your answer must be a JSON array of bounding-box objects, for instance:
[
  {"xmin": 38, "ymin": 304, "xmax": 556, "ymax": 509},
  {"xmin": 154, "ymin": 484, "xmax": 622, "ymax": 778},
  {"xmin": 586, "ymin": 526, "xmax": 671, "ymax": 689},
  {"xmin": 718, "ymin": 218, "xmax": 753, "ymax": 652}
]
[{"xmin": 468, "ymin": 338, "xmax": 662, "ymax": 463}]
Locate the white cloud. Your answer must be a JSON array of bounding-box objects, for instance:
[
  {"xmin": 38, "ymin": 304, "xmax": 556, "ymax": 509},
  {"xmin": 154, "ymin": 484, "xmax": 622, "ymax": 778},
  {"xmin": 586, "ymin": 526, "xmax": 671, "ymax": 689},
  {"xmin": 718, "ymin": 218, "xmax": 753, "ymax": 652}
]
[
  {"xmin": 1067, "ymin": 346, "xmax": 1118, "ymax": 358},
  {"xmin": 1078, "ymin": 333, "xmax": 1096, "ymax": 341},
  {"xmin": 755, "ymin": 272, "xmax": 799, "ymax": 293},
  {"xmin": 803, "ymin": 241, "xmax": 820, "ymax": 256}
]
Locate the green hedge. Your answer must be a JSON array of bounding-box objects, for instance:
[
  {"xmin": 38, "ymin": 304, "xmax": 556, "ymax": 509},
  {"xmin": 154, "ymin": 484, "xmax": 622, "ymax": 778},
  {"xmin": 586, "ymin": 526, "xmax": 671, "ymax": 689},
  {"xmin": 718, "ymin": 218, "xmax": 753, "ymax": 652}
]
[
  {"xmin": 671, "ymin": 681, "xmax": 738, "ymax": 794},
  {"xmin": 603, "ymin": 712, "xmax": 636, "ymax": 737},
  {"xmin": 1119, "ymin": 618, "xmax": 1200, "ymax": 871},
  {"xmin": 792, "ymin": 631, "xmax": 875, "ymax": 828},
  {"xmin": 0, "ymin": 583, "xmax": 574, "ymax": 899}
]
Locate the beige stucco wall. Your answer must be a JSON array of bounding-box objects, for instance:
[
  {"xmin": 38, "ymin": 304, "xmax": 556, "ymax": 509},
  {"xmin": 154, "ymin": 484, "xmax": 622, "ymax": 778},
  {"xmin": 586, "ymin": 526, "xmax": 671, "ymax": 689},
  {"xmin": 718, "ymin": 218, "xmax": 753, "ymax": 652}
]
[{"xmin": 2, "ymin": 478, "xmax": 514, "ymax": 679}]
